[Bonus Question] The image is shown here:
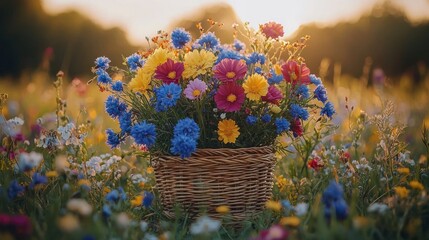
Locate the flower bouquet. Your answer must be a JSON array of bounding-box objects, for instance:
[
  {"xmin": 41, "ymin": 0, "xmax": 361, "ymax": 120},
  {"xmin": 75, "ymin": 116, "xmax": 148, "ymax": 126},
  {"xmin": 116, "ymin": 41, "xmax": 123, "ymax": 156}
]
[{"xmin": 93, "ymin": 21, "xmax": 334, "ymax": 221}]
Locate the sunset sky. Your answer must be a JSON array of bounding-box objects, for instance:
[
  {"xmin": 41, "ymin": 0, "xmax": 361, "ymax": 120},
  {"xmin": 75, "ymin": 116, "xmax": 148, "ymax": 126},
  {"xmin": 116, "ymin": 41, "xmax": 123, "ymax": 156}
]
[{"xmin": 41, "ymin": 0, "xmax": 429, "ymax": 45}]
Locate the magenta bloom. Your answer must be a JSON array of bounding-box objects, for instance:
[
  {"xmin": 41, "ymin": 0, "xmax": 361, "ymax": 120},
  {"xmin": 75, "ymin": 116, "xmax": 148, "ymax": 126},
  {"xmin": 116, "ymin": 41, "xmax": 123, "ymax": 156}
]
[
  {"xmin": 154, "ymin": 58, "xmax": 184, "ymax": 84},
  {"xmin": 260, "ymin": 22, "xmax": 284, "ymax": 39},
  {"xmin": 214, "ymin": 83, "xmax": 245, "ymax": 112},
  {"xmin": 253, "ymin": 224, "xmax": 288, "ymax": 240},
  {"xmin": 262, "ymin": 85, "xmax": 283, "ymax": 105},
  {"xmin": 183, "ymin": 78, "xmax": 208, "ymax": 100},
  {"xmin": 281, "ymin": 60, "xmax": 311, "ymax": 85},
  {"xmin": 213, "ymin": 59, "xmax": 247, "ymax": 83}
]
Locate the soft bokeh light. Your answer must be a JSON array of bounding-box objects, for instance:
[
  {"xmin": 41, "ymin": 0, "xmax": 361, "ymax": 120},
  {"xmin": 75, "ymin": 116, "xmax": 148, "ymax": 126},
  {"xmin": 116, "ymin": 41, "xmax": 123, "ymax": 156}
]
[{"xmin": 42, "ymin": 0, "xmax": 429, "ymax": 45}]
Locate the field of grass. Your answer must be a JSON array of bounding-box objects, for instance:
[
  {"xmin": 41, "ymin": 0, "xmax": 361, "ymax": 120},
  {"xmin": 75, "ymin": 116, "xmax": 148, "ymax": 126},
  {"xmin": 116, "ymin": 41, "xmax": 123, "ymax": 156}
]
[{"xmin": 1, "ymin": 68, "xmax": 429, "ymax": 239}]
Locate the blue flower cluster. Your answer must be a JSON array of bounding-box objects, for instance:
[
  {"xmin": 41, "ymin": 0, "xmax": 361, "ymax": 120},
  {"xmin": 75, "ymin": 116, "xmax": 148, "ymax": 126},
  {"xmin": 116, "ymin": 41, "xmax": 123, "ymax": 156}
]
[
  {"xmin": 261, "ymin": 114, "xmax": 272, "ymax": 123},
  {"xmin": 7, "ymin": 180, "xmax": 24, "ymax": 200},
  {"xmin": 195, "ymin": 32, "xmax": 220, "ymax": 50},
  {"xmin": 275, "ymin": 117, "xmax": 290, "ymax": 134},
  {"xmin": 246, "ymin": 115, "xmax": 257, "ymax": 125},
  {"xmin": 111, "ymin": 81, "xmax": 123, "ymax": 92},
  {"xmin": 119, "ymin": 111, "xmax": 132, "ymax": 134},
  {"xmin": 154, "ymin": 83, "xmax": 182, "ymax": 112},
  {"xmin": 314, "ymin": 85, "xmax": 328, "ymax": 103},
  {"xmin": 103, "ymin": 187, "xmax": 128, "ymax": 218},
  {"xmin": 322, "ymin": 181, "xmax": 348, "ymax": 220},
  {"xmin": 96, "ymin": 68, "xmax": 112, "ymax": 85},
  {"xmin": 290, "ymin": 103, "xmax": 309, "ymax": 120},
  {"xmin": 126, "ymin": 53, "xmax": 144, "ymax": 72},
  {"xmin": 296, "ymin": 85, "xmax": 310, "ymax": 99},
  {"xmin": 245, "ymin": 52, "xmax": 266, "ymax": 65},
  {"xmin": 143, "ymin": 191, "xmax": 154, "ymax": 207},
  {"xmin": 105, "ymin": 96, "xmax": 127, "ymax": 118},
  {"xmin": 29, "ymin": 173, "xmax": 47, "ymax": 190},
  {"xmin": 130, "ymin": 121, "xmax": 157, "ymax": 148},
  {"xmin": 268, "ymin": 69, "xmax": 283, "ymax": 85},
  {"xmin": 233, "ymin": 39, "xmax": 245, "ymax": 52},
  {"xmin": 171, "ymin": 28, "xmax": 191, "ymax": 49},
  {"xmin": 216, "ymin": 47, "xmax": 243, "ymax": 63},
  {"xmin": 106, "ymin": 128, "xmax": 120, "ymax": 148},
  {"xmin": 170, "ymin": 118, "xmax": 200, "ymax": 159},
  {"xmin": 309, "ymin": 74, "xmax": 322, "ymax": 85},
  {"xmin": 95, "ymin": 56, "xmax": 111, "ymax": 70},
  {"xmin": 321, "ymin": 102, "xmax": 335, "ymax": 118}
]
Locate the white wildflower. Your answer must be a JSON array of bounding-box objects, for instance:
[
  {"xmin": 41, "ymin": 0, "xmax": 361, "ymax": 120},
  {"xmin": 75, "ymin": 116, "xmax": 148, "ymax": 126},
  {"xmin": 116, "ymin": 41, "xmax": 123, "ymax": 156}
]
[
  {"xmin": 294, "ymin": 202, "xmax": 308, "ymax": 217},
  {"xmin": 15, "ymin": 151, "xmax": 43, "ymax": 172},
  {"xmin": 367, "ymin": 203, "xmax": 389, "ymax": 214},
  {"xmin": 190, "ymin": 215, "xmax": 221, "ymax": 235},
  {"xmin": 66, "ymin": 199, "xmax": 93, "ymax": 216}
]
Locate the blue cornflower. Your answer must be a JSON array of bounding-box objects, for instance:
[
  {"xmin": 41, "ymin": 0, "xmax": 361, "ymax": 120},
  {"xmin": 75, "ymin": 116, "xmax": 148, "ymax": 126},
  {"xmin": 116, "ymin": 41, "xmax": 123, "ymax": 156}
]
[
  {"xmin": 105, "ymin": 189, "xmax": 120, "ymax": 203},
  {"xmin": 131, "ymin": 121, "xmax": 157, "ymax": 148},
  {"xmin": 119, "ymin": 111, "xmax": 132, "ymax": 134},
  {"xmin": 126, "ymin": 53, "xmax": 144, "ymax": 72},
  {"xmin": 261, "ymin": 114, "xmax": 272, "ymax": 123},
  {"xmin": 105, "ymin": 95, "xmax": 127, "ymax": 118},
  {"xmin": 7, "ymin": 180, "xmax": 25, "ymax": 200},
  {"xmin": 322, "ymin": 181, "xmax": 348, "ymax": 220},
  {"xmin": 296, "ymin": 85, "xmax": 310, "ymax": 99},
  {"xmin": 275, "ymin": 117, "xmax": 290, "ymax": 134},
  {"xmin": 29, "ymin": 173, "xmax": 47, "ymax": 189},
  {"xmin": 314, "ymin": 85, "xmax": 328, "ymax": 103},
  {"xmin": 233, "ymin": 39, "xmax": 245, "ymax": 52},
  {"xmin": 106, "ymin": 129, "xmax": 120, "ymax": 148},
  {"xmin": 171, "ymin": 28, "xmax": 191, "ymax": 49},
  {"xmin": 96, "ymin": 69, "xmax": 112, "ymax": 85},
  {"xmin": 254, "ymin": 67, "xmax": 263, "ymax": 74},
  {"xmin": 143, "ymin": 191, "xmax": 154, "ymax": 207},
  {"xmin": 245, "ymin": 53, "xmax": 266, "ymax": 64},
  {"xmin": 95, "ymin": 56, "xmax": 111, "ymax": 70},
  {"xmin": 268, "ymin": 69, "xmax": 284, "ymax": 85},
  {"xmin": 111, "ymin": 81, "xmax": 123, "ymax": 92},
  {"xmin": 321, "ymin": 102, "xmax": 335, "ymax": 118},
  {"xmin": 216, "ymin": 48, "xmax": 242, "ymax": 63},
  {"xmin": 173, "ymin": 118, "xmax": 200, "ymax": 140},
  {"xmin": 102, "ymin": 204, "xmax": 112, "ymax": 218},
  {"xmin": 246, "ymin": 115, "xmax": 257, "ymax": 125},
  {"xmin": 153, "ymin": 83, "xmax": 182, "ymax": 112},
  {"xmin": 290, "ymin": 104, "xmax": 309, "ymax": 120},
  {"xmin": 310, "ymin": 74, "xmax": 322, "ymax": 86},
  {"xmin": 195, "ymin": 32, "xmax": 220, "ymax": 50},
  {"xmin": 170, "ymin": 135, "xmax": 197, "ymax": 159},
  {"xmin": 118, "ymin": 187, "xmax": 127, "ymax": 200}
]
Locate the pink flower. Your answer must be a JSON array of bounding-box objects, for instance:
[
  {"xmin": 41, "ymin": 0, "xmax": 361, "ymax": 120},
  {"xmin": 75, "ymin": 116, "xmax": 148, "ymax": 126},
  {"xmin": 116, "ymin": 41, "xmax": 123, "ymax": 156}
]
[
  {"xmin": 213, "ymin": 59, "xmax": 247, "ymax": 83},
  {"xmin": 261, "ymin": 85, "xmax": 283, "ymax": 105},
  {"xmin": 154, "ymin": 58, "xmax": 184, "ymax": 84},
  {"xmin": 183, "ymin": 78, "xmax": 208, "ymax": 100},
  {"xmin": 281, "ymin": 61, "xmax": 310, "ymax": 85},
  {"xmin": 260, "ymin": 22, "xmax": 284, "ymax": 39},
  {"xmin": 214, "ymin": 83, "xmax": 245, "ymax": 112},
  {"xmin": 253, "ymin": 224, "xmax": 288, "ymax": 240},
  {"xmin": 291, "ymin": 118, "xmax": 303, "ymax": 137}
]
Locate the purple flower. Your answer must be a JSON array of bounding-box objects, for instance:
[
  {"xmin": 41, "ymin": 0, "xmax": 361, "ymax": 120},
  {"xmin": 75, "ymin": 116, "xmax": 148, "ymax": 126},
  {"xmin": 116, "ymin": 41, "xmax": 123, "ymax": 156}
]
[
  {"xmin": 183, "ymin": 78, "xmax": 208, "ymax": 100},
  {"xmin": 29, "ymin": 173, "xmax": 47, "ymax": 189}
]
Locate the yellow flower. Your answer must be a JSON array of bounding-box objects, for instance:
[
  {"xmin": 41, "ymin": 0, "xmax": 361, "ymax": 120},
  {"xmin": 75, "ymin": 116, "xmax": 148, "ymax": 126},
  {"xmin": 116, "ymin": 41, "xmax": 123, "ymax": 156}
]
[
  {"xmin": 280, "ymin": 216, "xmax": 300, "ymax": 227},
  {"xmin": 270, "ymin": 105, "xmax": 281, "ymax": 114},
  {"xmin": 182, "ymin": 49, "xmax": 216, "ymax": 79},
  {"xmin": 146, "ymin": 167, "xmax": 154, "ymax": 174},
  {"xmin": 217, "ymin": 119, "xmax": 240, "ymax": 144},
  {"xmin": 394, "ymin": 186, "xmax": 409, "ymax": 199},
  {"xmin": 103, "ymin": 187, "xmax": 111, "ymax": 195},
  {"xmin": 130, "ymin": 195, "xmax": 143, "ymax": 207},
  {"xmin": 139, "ymin": 182, "xmax": 145, "ymax": 188},
  {"xmin": 216, "ymin": 205, "xmax": 230, "ymax": 214},
  {"xmin": 353, "ymin": 216, "xmax": 370, "ymax": 229},
  {"xmin": 58, "ymin": 214, "xmax": 80, "ymax": 232},
  {"xmin": 46, "ymin": 171, "xmax": 58, "ymax": 178},
  {"xmin": 277, "ymin": 133, "xmax": 292, "ymax": 148},
  {"xmin": 129, "ymin": 68, "xmax": 152, "ymax": 95},
  {"xmin": 142, "ymin": 48, "xmax": 174, "ymax": 76},
  {"xmin": 274, "ymin": 64, "xmax": 282, "ymax": 75},
  {"xmin": 397, "ymin": 167, "xmax": 410, "ymax": 175},
  {"xmin": 275, "ymin": 175, "xmax": 288, "ymax": 191},
  {"xmin": 242, "ymin": 73, "xmax": 269, "ymax": 101},
  {"xmin": 265, "ymin": 200, "xmax": 282, "ymax": 211},
  {"xmin": 409, "ymin": 180, "xmax": 424, "ymax": 191}
]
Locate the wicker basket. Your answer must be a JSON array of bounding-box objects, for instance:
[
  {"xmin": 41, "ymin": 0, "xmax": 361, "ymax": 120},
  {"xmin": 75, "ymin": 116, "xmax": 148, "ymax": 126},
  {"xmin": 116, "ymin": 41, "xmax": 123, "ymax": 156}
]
[{"xmin": 152, "ymin": 146, "xmax": 275, "ymax": 222}]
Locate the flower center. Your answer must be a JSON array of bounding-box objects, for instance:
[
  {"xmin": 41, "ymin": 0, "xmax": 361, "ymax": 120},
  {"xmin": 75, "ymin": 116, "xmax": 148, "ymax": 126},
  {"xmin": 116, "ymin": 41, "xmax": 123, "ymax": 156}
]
[
  {"xmin": 226, "ymin": 71, "xmax": 236, "ymax": 79},
  {"xmin": 192, "ymin": 89, "xmax": 201, "ymax": 97},
  {"xmin": 290, "ymin": 72, "xmax": 297, "ymax": 81},
  {"xmin": 167, "ymin": 71, "xmax": 176, "ymax": 79},
  {"xmin": 226, "ymin": 94, "xmax": 237, "ymax": 102}
]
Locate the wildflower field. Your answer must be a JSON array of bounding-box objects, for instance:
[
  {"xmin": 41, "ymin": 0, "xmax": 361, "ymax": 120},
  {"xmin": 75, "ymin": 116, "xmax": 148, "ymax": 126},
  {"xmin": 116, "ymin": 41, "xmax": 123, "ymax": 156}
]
[{"xmin": 1, "ymin": 21, "xmax": 429, "ymax": 240}]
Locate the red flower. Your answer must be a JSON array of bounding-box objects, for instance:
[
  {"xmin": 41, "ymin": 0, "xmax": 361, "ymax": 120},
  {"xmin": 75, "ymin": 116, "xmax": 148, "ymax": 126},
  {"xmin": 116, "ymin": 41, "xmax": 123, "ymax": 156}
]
[
  {"xmin": 154, "ymin": 58, "xmax": 184, "ymax": 84},
  {"xmin": 213, "ymin": 58, "xmax": 247, "ymax": 83},
  {"xmin": 281, "ymin": 61, "xmax": 310, "ymax": 85},
  {"xmin": 214, "ymin": 83, "xmax": 245, "ymax": 112},
  {"xmin": 261, "ymin": 85, "xmax": 283, "ymax": 105},
  {"xmin": 291, "ymin": 118, "xmax": 303, "ymax": 137},
  {"xmin": 308, "ymin": 156, "xmax": 324, "ymax": 171},
  {"xmin": 260, "ymin": 22, "xmax": 285, "ymax": 39}
]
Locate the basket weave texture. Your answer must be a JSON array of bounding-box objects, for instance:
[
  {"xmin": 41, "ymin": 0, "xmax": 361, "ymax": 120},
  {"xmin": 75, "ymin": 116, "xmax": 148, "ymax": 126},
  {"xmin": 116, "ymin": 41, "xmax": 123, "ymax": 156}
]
[{"xmin": 153, "ymin": 146, "xmax": 275, "ymax": 221}]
